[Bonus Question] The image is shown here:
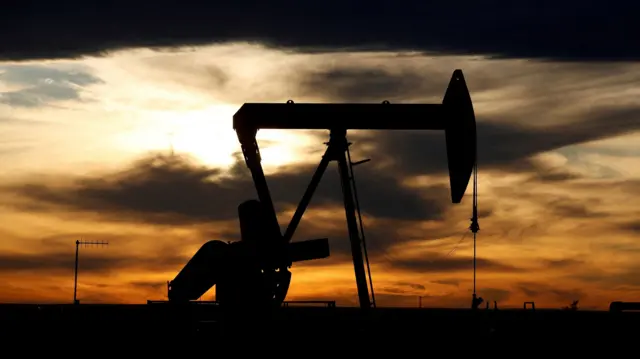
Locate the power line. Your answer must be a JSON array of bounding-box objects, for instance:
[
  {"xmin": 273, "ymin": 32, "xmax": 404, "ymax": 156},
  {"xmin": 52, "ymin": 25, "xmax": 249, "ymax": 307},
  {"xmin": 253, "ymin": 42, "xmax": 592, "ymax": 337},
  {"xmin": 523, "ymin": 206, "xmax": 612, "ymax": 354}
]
[
  {"xmin": 446, "ymin": 232, "xmax": 469, "ymax": 257},
  {"xmin": 470, "ymin": 149, "xmax": 480, "ymax": 296}
]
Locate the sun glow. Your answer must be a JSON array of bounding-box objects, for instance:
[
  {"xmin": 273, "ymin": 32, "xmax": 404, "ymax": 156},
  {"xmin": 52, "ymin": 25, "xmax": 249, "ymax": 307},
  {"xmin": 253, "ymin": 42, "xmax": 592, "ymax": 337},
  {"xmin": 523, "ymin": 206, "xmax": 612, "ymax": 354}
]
[{"xmin": 112, "ymin": 104, "xmax": 322, "ymax": 172}]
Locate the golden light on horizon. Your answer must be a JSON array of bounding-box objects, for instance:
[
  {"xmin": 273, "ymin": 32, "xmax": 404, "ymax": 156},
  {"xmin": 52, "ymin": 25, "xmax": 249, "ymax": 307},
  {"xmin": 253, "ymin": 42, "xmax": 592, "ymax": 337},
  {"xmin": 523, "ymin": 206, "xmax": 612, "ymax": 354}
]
[{"xmin": 1, "ymin": 42, "xmax": 639, "ymax": 309}]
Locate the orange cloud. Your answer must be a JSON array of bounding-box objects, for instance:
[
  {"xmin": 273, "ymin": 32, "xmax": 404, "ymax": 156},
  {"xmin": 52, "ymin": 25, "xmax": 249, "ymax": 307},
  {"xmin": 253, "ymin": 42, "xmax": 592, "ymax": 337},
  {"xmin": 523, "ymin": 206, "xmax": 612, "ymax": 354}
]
[{"xmin": 1, "ymin": 46, "xmax": 639, "ymax": 309}]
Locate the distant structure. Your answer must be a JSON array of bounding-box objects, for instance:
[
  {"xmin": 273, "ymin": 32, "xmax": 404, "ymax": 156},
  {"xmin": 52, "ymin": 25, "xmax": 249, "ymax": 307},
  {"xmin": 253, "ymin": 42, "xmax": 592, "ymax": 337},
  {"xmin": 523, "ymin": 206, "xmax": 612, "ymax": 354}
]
[
  {"xmin": 562, "ymin": 300, "xmax": 579, "ymax": 311},
  {"xmin": 610, "ymin": 301, "xmax": 640, "ymax": 312},
  {"xmin": 167, "ymin": 69, "xmax": 477, "ymax": 315},
  {"xmin": 472, "ymin": 293, "xmax": 484, "ymax": 310},
  {"xmin": 73, "ymin": 239, "xmax": 108, "ymax": 305}
]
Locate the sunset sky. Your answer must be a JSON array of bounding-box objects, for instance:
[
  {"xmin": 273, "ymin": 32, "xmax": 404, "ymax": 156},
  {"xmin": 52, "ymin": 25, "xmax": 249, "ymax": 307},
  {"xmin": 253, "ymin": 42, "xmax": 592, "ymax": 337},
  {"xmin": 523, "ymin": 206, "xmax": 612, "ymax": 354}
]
[{"xmin": 1, "ymin": 2, "xmax": 639, "ymax": 309}]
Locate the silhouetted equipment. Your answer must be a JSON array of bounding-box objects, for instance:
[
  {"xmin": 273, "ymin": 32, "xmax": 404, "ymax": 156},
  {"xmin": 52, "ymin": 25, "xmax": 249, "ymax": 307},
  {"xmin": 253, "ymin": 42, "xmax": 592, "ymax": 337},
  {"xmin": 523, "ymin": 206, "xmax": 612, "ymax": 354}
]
[
  {"xmin": 609, "ymin": 301, "xmax": 640, "ymax": 312},
  {"xmin": 470, "ymin": 141, "xmax": 479, "ymax": 302},
  {"xmin": 563, "ymin": 300, "xmax": 579, "ymax": 311},
  {"xmin": 73, "ymin": 239, "xmax": 108, "ymax": 305},
  {"xmin": 281, "ymin": 301, "xmax": 336, "ymax": 308},
  {"xmin": 147, "ymin": 299, "xmax": 336, "ymax": 308},
  {"xmin": 524, "ymin": 302, "xmax": 536, "ymax": 311},
  {"xmin": 347, "ymin": 150, "xmax": 376, "ymax": 308},
  {"xmin": 148, "ymin": 300, "xmax": 219, "ymax": 305},
  {"xmin": 169, "ymin": 69, "xmax": 476, "ymax": 312},
  {"xmin": 168, "ymin": 202, "xmax": 330, "ymax": 306},
  {"xmin": 472, "ymin": 293, "xmax": 484, "ymax": 310}
]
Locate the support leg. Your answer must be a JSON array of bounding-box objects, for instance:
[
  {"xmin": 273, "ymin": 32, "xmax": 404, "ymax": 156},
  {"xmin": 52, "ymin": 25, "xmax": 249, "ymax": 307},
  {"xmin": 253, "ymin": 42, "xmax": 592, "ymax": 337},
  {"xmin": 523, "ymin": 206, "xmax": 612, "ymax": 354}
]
[
  {"xmin": 283, "ymin": 146, "xmax": 333, "ymax": 242},
  {"xmin": 238, "ymin": 133, "xmax": 282, "ymax": 241},
  {"xmin": 237, "ymin": 128, "xmax": 289, "ymax": 271},
  {"xmin": 331, "ymin": 130, "xmax": 371, "ymax": 310}
]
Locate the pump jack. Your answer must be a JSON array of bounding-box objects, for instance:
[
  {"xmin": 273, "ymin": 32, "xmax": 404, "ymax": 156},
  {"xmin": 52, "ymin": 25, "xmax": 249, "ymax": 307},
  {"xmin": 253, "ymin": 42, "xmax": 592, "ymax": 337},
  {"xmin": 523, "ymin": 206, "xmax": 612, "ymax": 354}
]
[{"xmin": 168, "ymin": 69, "xmax": 477, "ymax": 313}]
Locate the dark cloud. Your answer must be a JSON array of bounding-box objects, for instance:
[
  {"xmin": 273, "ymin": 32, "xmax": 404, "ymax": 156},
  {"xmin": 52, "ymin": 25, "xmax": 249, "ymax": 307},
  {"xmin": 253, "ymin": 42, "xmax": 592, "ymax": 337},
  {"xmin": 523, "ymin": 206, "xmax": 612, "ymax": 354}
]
[
  {"xmin": 288, "ymin": 211, "xmax": 473, "ymax": 262},
  {"xmin": 298, "ymin": 68, "xmax": 437, "ymax": 102},
  {"xmin": 577, "ymin": 268, "xmax": 640, "ymax": 290},
  {"xmin": 541, "ymin": 258, "xmax": 585, "ymax": 270},
  {"xmin": 387, "ymin": 255, "xmax": 524, "ymax": 273},
  {"xmin": 129, "ymin": 281, "xmax": 168, "ymax": 292},
  {"xmin": 516, "ymin": 282, "xmax": 586, "ymax": 303},
  {"xmin": 379, "ymin": 287, "xmax": 411, "ymax": 295},
  {"xmin": 297, "ymin": 66, "xmax": 509, "ymax": 103},
  {"xmin": 493, "ymin": 182, "xmax": 631, "ymax": 227},
  {"xmin": 518, "ymin": 285, "xmax": 539, "ymax": 298},
  {"xmin": 2, "ymin": 151, "xmax": 456, "ymax": 260},
  {"xmin": 619, "ymin": 221, "xmax": 640, "ymax": 233},
  {"xmin": 613, "ymin": 179, "xmax": 640, "ymax": 196},
  {"xmin": 2, "ymin": 1, "xmax": 638, "ymax": 61},
  {"xmin": 0, "ymin": 152, "xmax": 475, "ymax": 282},
  {"xmin": 548, "ymin": 199, "xmax": 609, "ymax": 219},
  {"xmin": 294, "ymin": 62, "xmax": 639, "ymax": 190},
  {"xmin": 432, "ymin": 279, "xmax": 461, "ymax": 287},
  {"xmin": 0, "ymin": 251, "xmax": 187, "ymax": 275},
  {"xmin": 350, "ymin": 106, "xmax": 640, "ymax": 178},
  {"xmin": 530, "ymin": 170, "xmax": 583, "ymax": 184},
  {"xmin": 394, "ymin": 282, "xmax": 426, "ymax": 291},
  {"xmin": 373, "ymin": 293, "xmax": 425, "ymax": 307},
  {"xmin": 0, "ymin": 65, "xmax": 103, "ymax": 107},
  {"xmin": 6, "ymin": 152, "xmax": 450, "ymax": 226},
  {"xmin": 281, "ymin": 221, "xmax": 368, "ymax": 261},
  {"xmin": 478, "ymin": 288, "xmax": 510, "ymax": 303}
]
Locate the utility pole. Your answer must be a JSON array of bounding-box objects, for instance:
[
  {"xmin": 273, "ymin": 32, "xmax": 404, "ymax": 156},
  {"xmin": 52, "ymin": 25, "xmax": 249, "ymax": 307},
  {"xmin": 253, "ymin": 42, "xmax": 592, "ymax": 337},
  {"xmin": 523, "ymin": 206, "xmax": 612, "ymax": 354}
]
[{"xmin": 74, "ymin": 239, "xmax": 108, "ymax": 304}]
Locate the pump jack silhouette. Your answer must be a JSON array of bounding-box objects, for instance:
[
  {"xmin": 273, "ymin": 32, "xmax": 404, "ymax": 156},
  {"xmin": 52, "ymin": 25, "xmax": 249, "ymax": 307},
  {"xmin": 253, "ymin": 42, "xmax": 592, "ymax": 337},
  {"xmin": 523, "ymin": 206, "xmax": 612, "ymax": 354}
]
[{"xmin": 168, "ymin": 69, "xmax": 477, "ymax": 313}]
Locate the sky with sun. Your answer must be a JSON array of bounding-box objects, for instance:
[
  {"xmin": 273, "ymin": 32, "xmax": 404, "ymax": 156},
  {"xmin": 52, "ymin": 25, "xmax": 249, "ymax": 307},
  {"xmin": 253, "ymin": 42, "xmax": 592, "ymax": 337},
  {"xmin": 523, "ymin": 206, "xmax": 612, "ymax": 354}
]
[{"xmin": 1, "ymin": 2, "xmax": 639, "ymax": 309}]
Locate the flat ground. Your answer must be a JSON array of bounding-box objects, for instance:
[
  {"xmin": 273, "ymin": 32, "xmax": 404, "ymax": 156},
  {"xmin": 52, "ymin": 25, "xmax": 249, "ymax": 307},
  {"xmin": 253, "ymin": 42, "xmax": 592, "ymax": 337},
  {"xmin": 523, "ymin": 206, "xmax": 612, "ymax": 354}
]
[{"xmin": 1, "ymin": 303, "xmax": 638, "ymax": 350}]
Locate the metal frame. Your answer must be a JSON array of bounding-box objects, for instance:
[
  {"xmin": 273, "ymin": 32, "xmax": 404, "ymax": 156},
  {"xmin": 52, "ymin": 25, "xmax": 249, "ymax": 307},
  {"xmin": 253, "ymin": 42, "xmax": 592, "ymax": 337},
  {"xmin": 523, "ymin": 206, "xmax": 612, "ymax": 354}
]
[{"xmin": 232, "ymin": 69, "xmax": 477, "ymax": 310}]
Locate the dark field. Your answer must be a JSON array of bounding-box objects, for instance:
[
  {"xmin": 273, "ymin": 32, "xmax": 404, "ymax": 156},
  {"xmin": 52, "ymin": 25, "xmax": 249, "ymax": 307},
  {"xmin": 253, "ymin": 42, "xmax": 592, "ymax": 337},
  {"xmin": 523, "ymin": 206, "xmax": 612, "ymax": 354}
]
[{"xmin": 2, "ymin": 303, "xmax": 639, "ymax": 351}]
